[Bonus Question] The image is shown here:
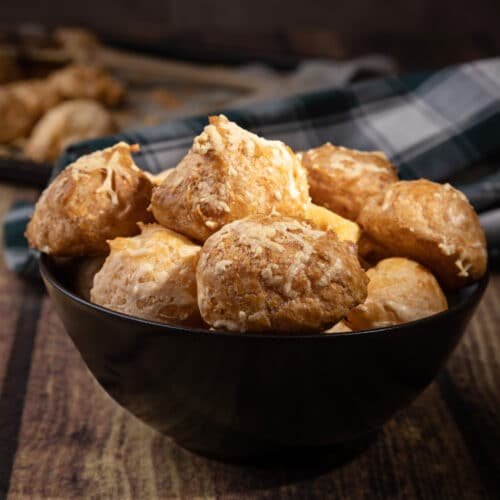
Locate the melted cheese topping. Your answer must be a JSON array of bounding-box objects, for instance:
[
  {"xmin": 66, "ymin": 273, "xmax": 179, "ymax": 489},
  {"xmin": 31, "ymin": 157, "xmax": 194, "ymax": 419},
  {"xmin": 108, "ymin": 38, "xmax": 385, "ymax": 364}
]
[
  {"xmin": 438, "ymin": 242, "xmax": 456, "ymax": 256},
  {"xmin": 191, "ymin": 115, "xmax": 309, "ymax": 209},
  {"xmin": 91, "ymin": 223, "xmax": 201, "ymax": 322},
  {"xmin": 219, "ymin": 218, "xmax": 341, "ymax": 300},
  {"xmin": 70, "ymin": 142, "xmax": 141, "ymax": 205},
  {"xmin": 303, "ymin": 143, "xmax": 392, "ymax": 177},
  {"xmin": 455, "ymin": 259, "xmax": 471, "ymax": 277}
]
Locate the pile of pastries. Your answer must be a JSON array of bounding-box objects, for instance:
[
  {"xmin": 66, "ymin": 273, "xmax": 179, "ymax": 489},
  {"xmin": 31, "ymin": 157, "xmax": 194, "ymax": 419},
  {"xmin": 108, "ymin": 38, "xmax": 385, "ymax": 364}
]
[
  {"xmin": 27, "ymin": 115, "xmax": 488, "ymax": 334},
  {"xmin": 0, "ymin": 64, "xmax": 123, "ymax": 162}
]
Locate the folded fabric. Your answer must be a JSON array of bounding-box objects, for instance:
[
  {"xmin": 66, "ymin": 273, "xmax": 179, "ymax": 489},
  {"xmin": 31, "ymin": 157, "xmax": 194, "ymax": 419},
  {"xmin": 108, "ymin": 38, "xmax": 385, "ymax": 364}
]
[{"xmin": 4, "ymin": 57, "xmax": 500, "ymax": 278}]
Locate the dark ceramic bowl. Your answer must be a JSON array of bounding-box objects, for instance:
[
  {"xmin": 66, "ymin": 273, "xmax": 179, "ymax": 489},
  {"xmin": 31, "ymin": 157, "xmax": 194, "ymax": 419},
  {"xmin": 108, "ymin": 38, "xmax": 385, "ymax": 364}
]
[{"xmin": 40, "ymin": 254, "xmax": 489, "ymax": 461}]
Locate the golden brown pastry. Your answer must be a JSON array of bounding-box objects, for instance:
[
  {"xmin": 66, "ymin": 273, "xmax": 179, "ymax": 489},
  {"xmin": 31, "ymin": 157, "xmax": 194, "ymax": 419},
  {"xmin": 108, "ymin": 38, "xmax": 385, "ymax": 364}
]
[
  {"xmin": 25, "ymin": 99, "xmax": 115, "ymax": 162},
  {"xmin": 298, "ymin": 143, "xmax": 398, "ymax": 221},
  {"xmin": 151, "ymin": 115, "xmax": 310, "ymax": 242},
  {"xmin": 48, "ymin": 64, "xmax": 125, "ymax": 107},
  {"xmin": 357, "ymin": 233, "xmax": 391, "ymax": 267},
  {"xmin": 26, "ymin": 142, "xmax": 153, "ymax": 256},
  {"xmin": 305, "ymin": 203, "xmax": 361, "ymax": 243},
  {"xmin": 53, "ymin": 28, "xmax": 100, "ymax": 63},
  {"xmin": 144, "ymin": 168, "xmax": 173, "ymax": 186},
  {"xmin": 0, "ymin": 63, "xmax": 123, "ymax": 144},
  {"xmin": 196, "ymin": 215, "xmax": 368, "ymax": 333},
  {"xmin": 91, "ymin": 223, "xmax": 202, "ymax": 325},
  {"xmin": 74, "ymin": 256, "xmax": 106, "ymax": 301},
  {"xmin": 0, "ymin": 80, "xmax": 59, "ymax": 143},
  {"xmin": 0, "ymin": 88, "xmax": 30, "ymax": 143},
  {"xmin": 358, "ymin": 179, "xmax": 487, "ymax": 289},
  {"xmin": 0, "ymin": 50, "xmax": 20, "ymax": 84},
  {"xmin": 324, "ymin": 321, "xmax": 352, "ymax": 334},
  {"xmin": 346, "ymin": 257, "xmax": 448, "ymax": 330}
]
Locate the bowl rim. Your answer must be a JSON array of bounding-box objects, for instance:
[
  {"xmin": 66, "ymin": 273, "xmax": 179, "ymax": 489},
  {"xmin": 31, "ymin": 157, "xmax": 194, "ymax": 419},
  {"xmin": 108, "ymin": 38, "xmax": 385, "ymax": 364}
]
[{"xmin": 39, "ymin": 253, "xmax": 490, "ymax": 341}]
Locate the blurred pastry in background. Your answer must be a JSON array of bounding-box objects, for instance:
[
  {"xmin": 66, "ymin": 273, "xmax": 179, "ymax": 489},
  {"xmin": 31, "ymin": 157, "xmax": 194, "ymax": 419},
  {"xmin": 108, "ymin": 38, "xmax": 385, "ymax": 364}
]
[
  {"xmin": 0, "ymin": 86, "xmax": 33, "ymax": 143},
  {"xmin": 346, "ymin": 257, "xmax": 448, "ymax": 330},
  {"xmin": 151, "ymin": 115, "xmax": 310, "ymax": 242},
  {"xmin": 53, "ymin": 28, "xmax": 100, "ymax": 64},
  {"xmin": 26, "ymin": 142, "xmax": 153, "ymax": 256},
  {"xmin": 25, "ymin": 99, "xmax": 115, "ymax": 162},
  {"xmin": 0, "ymin": 47, "xmax": 20, "ymax": 83},
  {"xmin": 298, "ymin": 143, "xmax": 398, "ymax": 221},
  {"xmin": 196, "ymin": 214, "xmax": 368, "ymax": 333},
  {"xmin": 0, "ymin": 63, "xmax": 123, "ymax": 146},
  {"xmin": 358, "ymin": 179, "xmax": 488, "ymax": 289},
  {"xmin": 91, "ymin": 223, "xmax": 202, "ymax": 326},
  {"xmin": 0, "ymin": 79, "xmax": 59, "ymax": 143},
  {"xmin": 48, "ymin": 64, "xmax": 125, "ymax": 107}
]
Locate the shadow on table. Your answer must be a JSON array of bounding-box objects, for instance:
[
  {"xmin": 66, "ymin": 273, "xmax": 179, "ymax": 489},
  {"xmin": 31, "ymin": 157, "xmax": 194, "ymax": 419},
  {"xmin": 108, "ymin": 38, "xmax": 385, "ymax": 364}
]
[{"xmin": 159, "ymin": 432, "xmax": 379, "ymax": 496}]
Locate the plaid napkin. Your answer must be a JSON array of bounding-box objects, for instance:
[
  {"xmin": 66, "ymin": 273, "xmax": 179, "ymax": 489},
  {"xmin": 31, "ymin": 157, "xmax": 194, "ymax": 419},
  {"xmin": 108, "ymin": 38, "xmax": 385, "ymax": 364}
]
[{"xmin": 4, "ymin": 58, "xmax": 500, "ymax": 278}]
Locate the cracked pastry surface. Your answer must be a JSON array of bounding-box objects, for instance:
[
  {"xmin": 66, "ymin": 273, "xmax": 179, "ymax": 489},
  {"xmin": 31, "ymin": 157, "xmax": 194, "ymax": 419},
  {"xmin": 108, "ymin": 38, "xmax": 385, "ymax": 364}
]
[
  {"xmin": 151, "ymin": 115, "xmax": 310, "ymax": 242},
  {"xmin": 25, "ymin": 99, "xmax": 115, "ymax": 162},
  {"xmin": 346, "ymin": 257, "xmax": 448, "ymax": 330},
  {"xmin": 91, "ymin": 223, "xmax": 202, "ymax": 325},
  {"xmin": 358, "ymin": 179, "xmax": 487, "ymax": 289},
  {"xmin": 26, "ymin": 142, "xmax": 153, "ymax": 256},
  {"xmin": 196, "ymin": 214, "xmax": 368, "ymax": 333},
  {"xmin": 298, "ymin": 143, "xmax": 398, "ymax": 221}
]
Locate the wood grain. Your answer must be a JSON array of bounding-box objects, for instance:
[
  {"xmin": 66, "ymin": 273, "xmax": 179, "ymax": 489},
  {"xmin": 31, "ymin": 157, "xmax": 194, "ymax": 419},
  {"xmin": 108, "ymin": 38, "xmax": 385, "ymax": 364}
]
[
  {"xmin": 0, "ymin": 184, "xmax": 37, "ymax": 389},
  {"xmin": 440, "ymin": 279, "xmax": 500, "ymax": 495},
  {"xmin": 5, "ymin": 279, "xmax": 499, "ymax": 499},
  {"xmin": 0, "ymin": 184, "xmax": 42, "ymax": 497}
]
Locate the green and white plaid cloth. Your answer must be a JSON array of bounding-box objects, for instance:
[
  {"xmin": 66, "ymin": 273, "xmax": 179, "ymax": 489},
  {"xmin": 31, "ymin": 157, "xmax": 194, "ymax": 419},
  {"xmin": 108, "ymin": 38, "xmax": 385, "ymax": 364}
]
[{"xmin": 4, "ymin": 58, "xmax": 500, "ymax": 278}]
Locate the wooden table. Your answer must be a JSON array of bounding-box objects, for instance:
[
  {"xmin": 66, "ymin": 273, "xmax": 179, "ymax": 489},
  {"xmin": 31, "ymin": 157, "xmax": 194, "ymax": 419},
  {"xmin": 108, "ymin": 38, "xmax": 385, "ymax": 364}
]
[{"xmin": 0, "ymin": 182, "xmax": 499, "ymax": 499}]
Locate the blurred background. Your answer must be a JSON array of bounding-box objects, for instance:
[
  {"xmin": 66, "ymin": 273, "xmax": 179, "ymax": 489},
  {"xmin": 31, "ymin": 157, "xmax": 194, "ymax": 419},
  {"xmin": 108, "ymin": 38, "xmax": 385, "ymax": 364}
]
[
  {"xmin": 3, "ymin": 0, "xmax": 500, "ymax": 68},
  {"xmin": 0, "ymin": 0, "xmax": 500, "ymax": 69},
  {"xmin": 1, "ymin": 0, "xmax": 500, "ymax": 182}
]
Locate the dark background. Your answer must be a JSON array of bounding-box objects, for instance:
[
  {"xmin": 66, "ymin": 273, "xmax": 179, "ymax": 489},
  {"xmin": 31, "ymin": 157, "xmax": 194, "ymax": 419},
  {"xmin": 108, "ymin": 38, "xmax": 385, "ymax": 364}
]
[{"xmin": 3, "ymin": 0, "xmax": 500, "ymax": 69}]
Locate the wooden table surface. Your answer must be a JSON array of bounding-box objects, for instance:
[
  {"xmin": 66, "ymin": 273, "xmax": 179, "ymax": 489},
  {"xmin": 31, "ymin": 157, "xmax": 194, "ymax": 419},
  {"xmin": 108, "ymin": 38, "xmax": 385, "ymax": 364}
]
[{"xmin": 0, "ymin": 182, "xmax": 499, "ymax": 499}]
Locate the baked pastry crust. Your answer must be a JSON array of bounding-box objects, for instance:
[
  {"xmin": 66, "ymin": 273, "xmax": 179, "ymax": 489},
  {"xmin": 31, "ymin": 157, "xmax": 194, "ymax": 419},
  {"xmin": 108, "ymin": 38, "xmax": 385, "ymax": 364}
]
[
  {"xmin": 25, "ymin": 99, "xmax": 115, "ymax": 162},
  {"xmin": 358, "ymin": 179, "xmax": 487, "ymax": 289},
  {"xmin": 151, "ymin": 115, "xmax": 310, "ymax": 242},
  {"xmin": 323, "ymin": 321, "xmax": 352, "ymax": 333},
  {"xmin": 26, "ymin": 142, "xmax": 153, "ymax": 256},
  {"xmin": 304, "ymin": 203, "xmax": 361, "ymax": 243},
  {"xmin": 196, "ymin": 214, "xmax": 368, "ymax": 333},
  {"xmin": 357, "ymin": 233, "xmax": 391, "ymax": 268},
  {"xmin": 298, "ymin": 143, "xmax": 398, "ymax": 221},
  {"xmin": 91, "ymin": 223, "xmax": 202, "ymax": 325},
  {"xmin": 346, "ymin": 257, "xmax": 448, "ymax": 330},
  {"xmin": 145, "ymin": 169, "xmax": 174, "ymax": 186}
]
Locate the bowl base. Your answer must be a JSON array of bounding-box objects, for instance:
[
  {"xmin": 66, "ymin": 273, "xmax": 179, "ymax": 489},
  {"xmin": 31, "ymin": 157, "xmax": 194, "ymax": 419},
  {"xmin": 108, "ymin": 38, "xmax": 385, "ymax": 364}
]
[{"xmin": 175, "ymin": 431, "xmax": 379, "ymax": 467}]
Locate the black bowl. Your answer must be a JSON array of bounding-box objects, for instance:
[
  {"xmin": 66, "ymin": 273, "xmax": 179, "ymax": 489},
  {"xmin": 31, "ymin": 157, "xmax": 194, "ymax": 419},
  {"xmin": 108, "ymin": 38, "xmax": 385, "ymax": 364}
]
[{"xmin": 40, "ymin": 254, "xmax": 489, "ymax": 461}]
